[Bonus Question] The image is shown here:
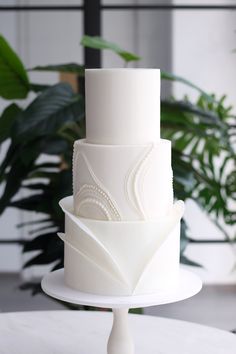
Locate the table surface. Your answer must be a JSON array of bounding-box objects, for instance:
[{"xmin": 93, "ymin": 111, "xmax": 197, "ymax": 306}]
[{"xmin": 0, "ymin": 311, "xmax": 236, "ymax": 354}]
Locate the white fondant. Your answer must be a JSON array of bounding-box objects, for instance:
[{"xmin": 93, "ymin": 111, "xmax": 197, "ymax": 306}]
[
  {"xmin": 59, "ymin": 196, "xmax": 184, "ymax": 296},
  {"xmin": 59, "ymin": 198, "xmax": 129, "ymax": 288},
  {"xmin": 73, "ymin": 149, "xmax": 122, "ymax": 220},
  {"xmin": 134, "ymin": 224, "xmax": 180, "ymax": 294},
  {"xmin": 73, "ymin": 139, "xmax": 173, "ymax": 221},
  {"xmin": 126, "ymin": 144, "xmax": 153, "ymax": 219},
  {"xmin": 58, "ymin": 233, "xmax": 130, "ymax": 295},
  {"xmin": 61, "ymin": 68, "xmax": 185, "ymax": 297},
  {"xmin": 85, "ymin": 69, "xmax": 160, "ymax": 144}
]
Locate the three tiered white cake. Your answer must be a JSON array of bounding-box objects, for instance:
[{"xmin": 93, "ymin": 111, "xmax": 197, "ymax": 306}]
[{"xmin": 59, "ymin": 69, "xmax": 184, "ymax": 296}]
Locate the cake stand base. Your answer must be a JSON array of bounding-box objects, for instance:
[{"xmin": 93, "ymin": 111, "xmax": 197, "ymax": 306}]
[{"xmin": 42, "ymin": 267, "xmax": 202, "ymax": 354}]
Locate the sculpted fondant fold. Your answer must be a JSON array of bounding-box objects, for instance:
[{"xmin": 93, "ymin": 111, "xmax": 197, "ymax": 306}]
[{"xmin": 59, "ymin": 196, "xmax": 184, "ymax": 295}]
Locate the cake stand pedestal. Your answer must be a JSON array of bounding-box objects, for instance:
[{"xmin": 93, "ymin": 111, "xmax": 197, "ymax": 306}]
[{"xmin": 42, "ymin": 267, "xmax": 202, "ymax": 354}]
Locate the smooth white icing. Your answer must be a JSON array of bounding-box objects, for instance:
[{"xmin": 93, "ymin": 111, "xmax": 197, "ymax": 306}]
[
  {"xmin": 85, "ymin": 69, "xmax": 160, "ymax": 145},
  {"xmin": 73, "ymin": 139, "xmax": 173, "ymax": 221}
]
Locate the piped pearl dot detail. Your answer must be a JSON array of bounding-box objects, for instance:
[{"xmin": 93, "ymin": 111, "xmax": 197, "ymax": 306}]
[{"xmin": 76, "ymin": 184, "xmax": 121, "ymax": 221}]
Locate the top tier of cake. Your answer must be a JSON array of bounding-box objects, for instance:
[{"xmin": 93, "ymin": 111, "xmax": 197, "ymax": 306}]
[{"xmin": 85, "ymin": 69, "xmax": 160, "ymax": 145}]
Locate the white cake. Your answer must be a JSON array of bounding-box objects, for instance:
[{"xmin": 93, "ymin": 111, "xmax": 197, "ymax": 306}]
[{"xmin": 59, "ymin": 68, "xmax": 184, "ymax": 296}]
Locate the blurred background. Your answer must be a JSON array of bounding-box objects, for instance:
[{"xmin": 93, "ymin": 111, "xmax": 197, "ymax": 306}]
[{"xmin": 0, "ymin": 0, "xmax": 235, "ymax": 332}]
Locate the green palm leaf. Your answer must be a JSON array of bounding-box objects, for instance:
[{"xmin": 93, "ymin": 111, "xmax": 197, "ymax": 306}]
[
  {"xmin": 29, "ymin": 63, "xmax": 85, "ymax": 74},
  {"xmin": 12, "ymin": 82, "xmax": 84, "ymax": 142},
  {"xmin": 81, "ymin": 35, "xmax": 140, "ymax": 62},
  {"xmin": 0, "ymin": 35, "xmax": 30, "ymax": 99}
]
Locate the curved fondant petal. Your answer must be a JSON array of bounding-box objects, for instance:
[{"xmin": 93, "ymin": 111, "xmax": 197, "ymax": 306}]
[
  {"xmin": 59, "ymin": 197, "xmax": 130, "ymax": 288},
  {"xmin": 133, "ymin": 201, "xmax": 185, "ymax": 293},
  {"xmin": 58, "ymin": 233, "xmax": 130, "ymax": 293}
]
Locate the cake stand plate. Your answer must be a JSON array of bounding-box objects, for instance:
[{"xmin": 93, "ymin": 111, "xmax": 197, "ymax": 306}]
[
  {"xmin": 42, "ymin": 267, "xmax": 202, "ymax": 354},
  {"xmin": 42, "ymin": 267, "xmax": 201, "ymax": 309}
]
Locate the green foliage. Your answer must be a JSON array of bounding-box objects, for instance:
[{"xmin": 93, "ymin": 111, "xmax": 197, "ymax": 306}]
[
  {"xmin": 0, "ymin": 104, "xmax": 22, "ymax": 144},
  {"xmin": 12, "ymin": 83, "xmax": 84, "ymax": 142},
  {"xmin": 29, "ymin": 63, "xmax": 85, "ymax": 74},
  {"xmin": 0, "ymin": 34, "xmax": 235, "ymax": 297},
  {"xmin": 161, "ymin": 95, "xmax": 235, "ymax": 237},
  {"xmin": 0, "ymin": 35, "xmax": 30, "ymax": 99},
  {"xmin": 161, "ymin": 71, "xmax": 214, "ymax": 103},
  {"xmin": 81, "ymin": 35, "xmax": 141, "ymax": 62}
]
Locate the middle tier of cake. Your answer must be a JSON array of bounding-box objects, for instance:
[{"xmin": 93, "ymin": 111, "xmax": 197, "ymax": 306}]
[{"xmin": 73, "ymin": 139, "xmax": 173, "ymax": 221}]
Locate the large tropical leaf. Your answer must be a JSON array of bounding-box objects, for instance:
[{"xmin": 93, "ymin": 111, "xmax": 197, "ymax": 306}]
[
  {"xmin": 162, "ymin": 94, "xmax": 235, "ymax": 238},
  {"xmin": 161, "ymin": 95, "xmax": 230, "ymax": 156},
  {"xmin": 0, "ymin": 155, "xmax": 35, "ymax": 214},
  {"xmin": 23, "ymin": 233, "xmax": 60, "ymax": 253},
  {"xmin": 12, "ymin": 82, "xmax": 84, "ymax": 142},
  {"xmin": 29, "ymin": 63, "xmax": 85, "ymax": 75},
  {"xmin": 0, "ymin": 103, "xmax": 22, "ymax": 144},
  {"xmin": 81, "ymin": 35, "xmax": 140, "ymax": 62},
  {"xmin": 30, "ymin": 83, "xmax": 51, "ymax": 92},
  {"xmin": 0, "ymin": 134, "xmax": 71, "ymax": 214},
  {"xmin": 23, "ymin": 245, "xmax": 63, "ymax": 268},
  {"xmin": 0, "ymin": 35, "xmax": 30, "ymax": 99},
  {"xmin": 161, "ymin": 71, "xmax": 214, "ymax": 103}
]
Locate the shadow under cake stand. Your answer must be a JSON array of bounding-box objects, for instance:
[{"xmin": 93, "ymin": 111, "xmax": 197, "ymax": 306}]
[{"xmin": 41, "ymin": 267, "xmax": 202, "ymax": 354}]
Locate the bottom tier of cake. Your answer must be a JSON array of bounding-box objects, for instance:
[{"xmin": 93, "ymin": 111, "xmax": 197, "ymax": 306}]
[{"xmin": 59, "ymin": 196, "xmax": 184, "ymax": 296}]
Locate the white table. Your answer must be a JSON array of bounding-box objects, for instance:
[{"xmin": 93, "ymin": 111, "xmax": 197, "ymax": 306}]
[{"xmin": 0, "ymin": 311, "xmax": 236, "ymax": 354}]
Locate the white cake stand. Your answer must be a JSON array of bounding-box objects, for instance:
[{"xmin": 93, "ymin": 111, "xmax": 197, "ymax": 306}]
[{"xmin": 41, "ymin": 267, "xmax": 202, "ymax": 354}]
